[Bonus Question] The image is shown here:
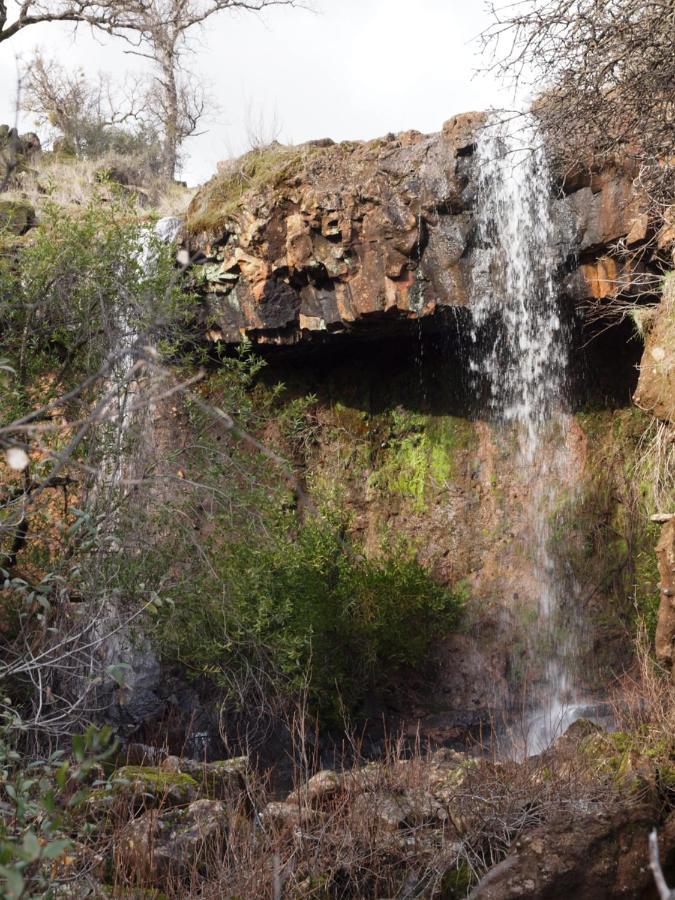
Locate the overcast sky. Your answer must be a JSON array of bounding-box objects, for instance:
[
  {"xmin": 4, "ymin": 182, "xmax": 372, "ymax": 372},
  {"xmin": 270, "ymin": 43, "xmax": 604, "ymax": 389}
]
[{"xmin": 0, "ymin": 0, "xmax": 517, "ymax": 185}]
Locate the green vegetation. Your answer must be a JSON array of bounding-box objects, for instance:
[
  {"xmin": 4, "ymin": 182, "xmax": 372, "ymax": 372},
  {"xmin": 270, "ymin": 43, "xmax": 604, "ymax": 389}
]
[
  {"xmin": 369, "ymin": 410, "xmax": 476, "ymax": 512},
  {"xmin": 556, "ymin": 406, "xmax": 662, "ymax": 641},
  {"xmin": 581, "ymin": 728, "xmax": 675, "ymax": 787},
  {"xmin": 158, "ymin": 517, "xmax": 463, "ymax": 723},
  {"xmin": 0, "ymin": 722, "xmax": 115, "ymax": 899},
  {"xmin": 0, "ymin": 198, "xmax": 190, "ymax": 393}
]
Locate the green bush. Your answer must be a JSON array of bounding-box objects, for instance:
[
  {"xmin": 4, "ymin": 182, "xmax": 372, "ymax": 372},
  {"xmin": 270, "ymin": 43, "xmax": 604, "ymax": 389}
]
[
  {"xmin": 0, "ymin": 198, "xmax": 190, "ymax": 390},
  {"xmin": 158, "ymin": 520, "xmax": 463, "ymax": 722},
  {"xmin": 0, "ymin": 719, "xmax": 115, "ymax": 899}
]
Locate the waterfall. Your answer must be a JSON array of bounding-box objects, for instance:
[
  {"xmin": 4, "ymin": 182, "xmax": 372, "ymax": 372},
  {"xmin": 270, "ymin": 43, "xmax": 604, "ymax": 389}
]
[
  {"xmin": 470, "ymin": 111, "xmax": 585, "ymax": 756},
  {"xmin": 97, "ymin": 216, "xmax": 183, "ymax": 494}
]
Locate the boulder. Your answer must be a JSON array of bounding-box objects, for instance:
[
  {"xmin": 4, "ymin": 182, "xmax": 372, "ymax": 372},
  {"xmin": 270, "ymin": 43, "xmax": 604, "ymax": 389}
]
[
  {"xmin": 0, "ymin": 125, "xmax": 41, "ymax": 184},
  {"xmin": 351, "ymin": 792, "xmax": 414, "ymax": 829},
  {"xmin": 470, "ymin": 803, "xmax": 675, "ymax": 900},
  {"xmin": 0, "ymin": 199, "xmax": 35, "ymax": 235},
  {"xmin": 119, "ymin": 798, "xmax": 228, "ymax": 881},
  {"xmin": 260, "ymin": 800, "xmax": 317, "ymax": 830},
  {"xmin": 98, "ymin": 633, "xmax": 165, "ymax": 733},
  {"xmin": 160, "ymin": 755, "xmax": 249, "ymax": 801},
  {"xmin": 86, "ymin": 765, "xmax": 198, "ymax": 822},
  {"xmin": 286, "ymin": 768, "xmax": 343, "ymax": 806},
  {"xmin": 655, "ymin": 518, "xmax": 675, "ymax": 676},
  {"xmin": 634, "ymin": 276, "xmax": 675, "ymax": 424}
]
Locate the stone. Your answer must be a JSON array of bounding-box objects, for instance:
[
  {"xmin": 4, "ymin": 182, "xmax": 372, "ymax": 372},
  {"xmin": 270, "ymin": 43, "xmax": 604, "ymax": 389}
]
[
  {"xmin": 286, "ymin": 769, "xmax": 343, "ymax": 806},
  {"xmin": 185, "ymin": 115, "xmax": 649, "ymax": 351},
  {"xmin": 351, "ymin": 792, "xmax": 413, "ymax": 830},
  {"xmin": 469, "ymin": 802, "xmax": 675, "ymax": 899},
  {"xmin": 0, "ymin": 199, "xmax": 35, "ymax": 235},
  {"xmin": 160, "ymin": 755, "xmax": 248, "ymax": 801},
  {"xmin": 577, "ymin": 256, "xmax": 620, "ymax": 300},
  {"xmin": 0, "ymin": 125, "xmax": 41, "ymax": 184},
  {"xmin": 441, "ymin": 111, "xmax": 487, "ymax": 154},
  {"xmin": 120, "ymin": 798, "xmax": 227, "ymax": 881},
  {"xmin": 98, "ymin": 766, "xmax": 197, "ymax": 813},
  {"xmin": 655, "ymin": 518, "xmax": 675, "ymax": 676},
  {"xmin": 634, "ymin": 277, "xmax": 675, "ymax": 423},
  {"xmin": 260, "ymin": 800, "xmax": 316, "ymax": 829},
  {"xmin": 99, "ymin": 632, "xmax": 165, "ymax": 732}
]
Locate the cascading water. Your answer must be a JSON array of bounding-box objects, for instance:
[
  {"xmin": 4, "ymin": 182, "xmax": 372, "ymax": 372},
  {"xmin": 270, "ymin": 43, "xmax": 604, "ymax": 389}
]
[
  {"xmin": 97, "ymin": 216, "xmax": 183, "ymax": 493},
  {"xmin": 470, "ymin": 111, "xmax": 587, "ymax": 756}
]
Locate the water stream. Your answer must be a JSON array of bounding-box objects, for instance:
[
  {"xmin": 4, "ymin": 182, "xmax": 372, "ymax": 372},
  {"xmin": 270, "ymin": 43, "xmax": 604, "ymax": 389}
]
[{"xmin": 470, "ymin": 111, "xmax": 588, "ymax": 756}]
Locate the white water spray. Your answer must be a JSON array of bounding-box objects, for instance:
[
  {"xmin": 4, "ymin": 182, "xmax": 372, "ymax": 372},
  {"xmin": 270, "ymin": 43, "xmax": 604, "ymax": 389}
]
[
  {"xmin": 471, "ymin": 112, "xmax": 586, "ymax": 755},
  {"xmin": 98, "ymin": 216, "xmax": 183, "ymax": 493}
]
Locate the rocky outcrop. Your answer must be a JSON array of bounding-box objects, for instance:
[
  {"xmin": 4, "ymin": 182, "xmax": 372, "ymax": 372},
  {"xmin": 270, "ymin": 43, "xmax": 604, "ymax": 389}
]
[
  {"xmin": 470, "ymin": 804, "xmax": 675, "ymax": 900},
  {"xmin": 655, "ymin": 517, "xmax": 675, "ymax": 676},
  {"xmin": 0, "ymin": 199, "xmax": 35, "ymax": 235},
  {"xmin": 79, "ymin": 732, "xmax": 675, "ymax": 897},
  {"xmin": 634, "ymin": 276, "xmax": 675, "ymax": 423},
  {"xmin": 186, "ymin": 113, "xmax": 654, "ymax": 349},
  {"xmin": 87, "ymin": 756, "xmax": 249, "ymax": 884},
  {"xmin": 0, "ymin": 124, "xmax": 41, "ymax": 185}
]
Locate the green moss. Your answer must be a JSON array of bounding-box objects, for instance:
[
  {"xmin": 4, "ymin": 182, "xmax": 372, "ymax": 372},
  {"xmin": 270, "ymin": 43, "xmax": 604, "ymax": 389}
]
[
  {"xmin": 113, "ymin": 766, "xmax": 198, "ymax": 790},
  {"xmin": 369, "ymin": 411, "xmax": 476, "ymax": 512},
  {"xmin": 559, "ymin": 406, "xmax": 663, "ymax": 643},
  {"xmin": 441, "ymin": 860, "xmax": 473, "ymax": 897},
  {"xmin": 187, "ymin": 144, "xmax": 321, "ymax": 235},
  {"xmin": 581, "ymin": 730, "xmax": 675, "ymax": 783}
]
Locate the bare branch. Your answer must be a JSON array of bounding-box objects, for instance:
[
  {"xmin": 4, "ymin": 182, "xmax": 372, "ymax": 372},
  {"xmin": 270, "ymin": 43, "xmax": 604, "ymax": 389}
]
[{"xmin": 649, "ymin": 829, "xmax": 675, "ymax": 900}]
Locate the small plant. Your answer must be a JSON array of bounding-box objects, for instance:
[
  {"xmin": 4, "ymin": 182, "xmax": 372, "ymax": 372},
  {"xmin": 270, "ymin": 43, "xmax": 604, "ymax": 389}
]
[{"xmin": 0, "ymin": 719, "xmax": 116, "ymax": 899}]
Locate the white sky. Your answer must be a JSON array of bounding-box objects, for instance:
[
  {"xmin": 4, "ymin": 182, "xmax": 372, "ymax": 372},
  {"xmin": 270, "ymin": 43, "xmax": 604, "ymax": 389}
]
[{"xmin": 0, "ymin": 0, "xmax": 517, "ymax": 186}]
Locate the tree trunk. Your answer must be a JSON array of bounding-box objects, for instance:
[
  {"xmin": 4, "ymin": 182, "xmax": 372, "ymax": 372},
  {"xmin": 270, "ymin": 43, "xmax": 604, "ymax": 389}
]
[{"xmin": 159, "ymin": 47, "xmax": 179, "ymax": 180}]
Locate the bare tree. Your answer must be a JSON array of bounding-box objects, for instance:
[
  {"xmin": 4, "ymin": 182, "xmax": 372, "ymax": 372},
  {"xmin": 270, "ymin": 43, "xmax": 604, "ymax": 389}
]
[
  {"xmin": 93, "ymin": 0, "xmax": 300, "ymax": 179},
  {"xmin": 3, "ymin": 2, "xmax": 301, "ymax": 178},
  {"xmin": 482, "ymin": 0, "xmax": 675, "ymax": 224},
  {"xmin": 0, "ymin": 1, "xmax": 122, "ymax": 44},
  {"xmin": 21, "ymin": 52, "xmax": 147, "ymax": 156}
]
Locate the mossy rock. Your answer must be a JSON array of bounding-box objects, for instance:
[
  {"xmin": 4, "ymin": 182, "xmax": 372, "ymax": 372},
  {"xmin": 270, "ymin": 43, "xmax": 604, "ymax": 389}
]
[
  {"xmin": 0, "ymin": 199, "xmax": 35, "ymax": 235},
  {"xmin": 580, "ymin": 730, "xmax": 674, "ymax": 791},
  {"xmin": 120, "ymin": 799, "xmax": 228, "ymax": 882},
  {"xmin": 86, "ymin": 766, "xmax": 198, "ymax": 821},
  {"xmin": 160, "ymin": 755, "xmax": 248, "ymax": 801}
]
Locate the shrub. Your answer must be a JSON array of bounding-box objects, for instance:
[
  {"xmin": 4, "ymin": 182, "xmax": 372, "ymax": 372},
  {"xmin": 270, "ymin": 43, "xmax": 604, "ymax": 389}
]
[
  {"xmin": 0, "ymin": 198, "xmax": 190, "ymax": 389},
  {"xmin": 0, "ymin": 719, "xmax": 115, "ymax": 899},
  {"xmin": 158, "ymin": 519, "xmax": 463, "ymax": 723}
]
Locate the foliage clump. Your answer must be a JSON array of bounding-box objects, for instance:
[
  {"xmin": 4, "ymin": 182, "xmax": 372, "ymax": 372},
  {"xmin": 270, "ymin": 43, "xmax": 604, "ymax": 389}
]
[
  {"xmin": 159, "ymin": 519, "xmax": 463, "ymax": 723},
  {"xmin": 0, "ymin": 197, "xmax": 190, "ymax": 394}
]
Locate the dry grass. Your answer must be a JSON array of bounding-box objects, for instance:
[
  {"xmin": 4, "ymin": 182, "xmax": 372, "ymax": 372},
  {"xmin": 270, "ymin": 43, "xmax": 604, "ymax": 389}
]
[
  {"xmin": 611, "ymin": 622, "xmax": 675, "ymax": 739},
  {"xmin": 62, "ymin": 726, "xmax": 620, "ymax": 899},
  {"xmin": 186, "ymin": 142, "xmax": 318, "ymax": 236},
  {"xmin": 633, "ymin": 417, "xmax": 675, "ymax": 514},
  {"xmin": 3, "ymin": 151, "xmax": 194, "ymax": 219}
]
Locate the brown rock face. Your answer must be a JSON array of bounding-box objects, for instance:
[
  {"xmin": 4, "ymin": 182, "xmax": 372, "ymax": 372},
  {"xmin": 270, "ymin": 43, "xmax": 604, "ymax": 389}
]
[
  {"xmin": 470, "ymin": 803, "xmax": 675, "ymax": 900},
  {"xmin": 655, "ymin": 518, "xmax": 675, "ymax": 675},
  {"xmin": 634, "ymin": 277, "xmax": 675, "ymax": 423},
  {"xmin": 186, "ymin": 111, "xmax": 646, "ymax": 349}
]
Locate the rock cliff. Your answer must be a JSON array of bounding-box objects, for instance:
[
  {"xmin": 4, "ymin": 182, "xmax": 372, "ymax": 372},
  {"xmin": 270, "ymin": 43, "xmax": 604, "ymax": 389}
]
[
  {"xmin": 158, "ymin": 111, "xmax": 674, "ymax": 742},
  {"xmin": 185, "ymin": 112, "xmax": 652, "ymax": 350}
]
